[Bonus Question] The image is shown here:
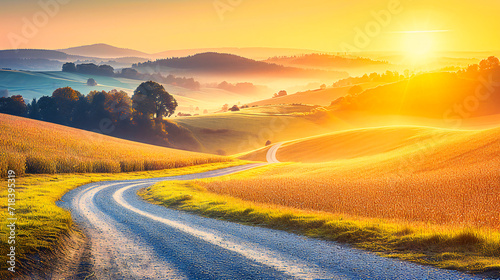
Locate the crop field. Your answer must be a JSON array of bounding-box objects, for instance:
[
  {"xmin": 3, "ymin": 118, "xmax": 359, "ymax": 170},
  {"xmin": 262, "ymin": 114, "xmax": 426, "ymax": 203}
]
[
  {"xmin": 209, "ymin": 126, "xmax": 500, "ymax": 228},
  {"xmin": 0, "ymin": 113, "xmax": 231, "ymax": 176},
  {"xmin": 142, "ymin": 125, "xmax": 500, "ymax": 271}
]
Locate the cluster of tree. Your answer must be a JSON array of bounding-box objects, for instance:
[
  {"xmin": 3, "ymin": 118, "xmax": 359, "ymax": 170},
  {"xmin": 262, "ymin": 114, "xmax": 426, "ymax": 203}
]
[
  {"xmin": 273, "ymin": 90, "xmax": 287, "ymax": 98},
  {"xmin": 459, "ymin": 56, "xmax": 500, "ymax": 78},
  {"xmin": 332, "ymin": 70, "xmax": 406, "ymax": 88},
  {"xmin": 266, "ymin": 54, "xmax": 388, "ymax": 68},
  {"xmin": 220, "ymin": 104, "xmax": 240, "ymax": 112},
  {"xmin": 62, "ymin": 62, "xmax": 201, "ymax": 90},
  {"xmin": 0, "ymin": 81, "xmax": 201, "ymax": 151},
  {"xmin": 63, "ymin": 62, "xmax": 115, "ymax": 76}
]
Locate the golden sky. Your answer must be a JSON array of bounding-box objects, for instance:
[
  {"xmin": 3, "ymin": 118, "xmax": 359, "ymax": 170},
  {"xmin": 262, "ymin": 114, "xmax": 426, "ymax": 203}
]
[{"xmin": 1, "ymin": 0, "xmax": 499, "ymax": 53}]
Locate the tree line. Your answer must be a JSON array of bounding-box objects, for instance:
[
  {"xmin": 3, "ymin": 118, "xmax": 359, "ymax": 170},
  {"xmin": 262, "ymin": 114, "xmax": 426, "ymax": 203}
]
[
  {"xmin": 62, "ymin": 62, "xmax": 201, "ymax": 90},
  {"xmin": 0, "ymin": 81, "xmax": 201, "ymax": 150}
]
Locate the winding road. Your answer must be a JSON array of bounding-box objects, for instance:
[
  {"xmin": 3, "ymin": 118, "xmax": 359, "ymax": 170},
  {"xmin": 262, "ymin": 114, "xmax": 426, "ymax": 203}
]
[{"xmin": 56, "ymin": 145, "xmax": 484, "ymax": 279}]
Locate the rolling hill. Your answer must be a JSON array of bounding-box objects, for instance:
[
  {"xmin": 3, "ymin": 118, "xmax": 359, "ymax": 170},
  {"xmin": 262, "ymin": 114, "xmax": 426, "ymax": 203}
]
[
  {"xmin": 0, "ymin": 113, "xmax": 229, "ymax": 176},
  {"xmin": 247, "ymin": 82, "xmax": 387, "ymax": 107},
  {"xmin": 59, "ymin": 43, "xmax": 150, "ymax": 58},
  {"xmin": 331, "ymin": 72, "xmax": 500, "ymax": 118},
  {"xmin": 134, "ymin": 52, "xmax": 349, "ymax": 80},
  {"xmin": 224, "ymin": 124, "xmax": 500, "ymax": 229},
  {"xmin": 0, "ymin": 69, "xmax": 241, "ymax": 111}
]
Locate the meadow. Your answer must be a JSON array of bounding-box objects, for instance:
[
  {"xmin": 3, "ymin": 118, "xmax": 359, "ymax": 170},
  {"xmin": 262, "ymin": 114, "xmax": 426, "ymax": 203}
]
[
  {"xmin": 0, "ymin": 113, "xmax": 231, "ymax": 177},
  {"xmin": 142, "ymin": 125, "xmax": 500, "ymax": 272}
]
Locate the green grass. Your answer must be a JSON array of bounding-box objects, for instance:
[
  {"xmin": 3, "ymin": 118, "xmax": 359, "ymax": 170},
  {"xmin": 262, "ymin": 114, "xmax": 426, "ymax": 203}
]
[
  {"xmin": 0, "ymin": 161, "xmax": 247, "ymax": 278},
  {"xmin": 139, "ymin": 177, "xmax": 500, "ymax": 275}
]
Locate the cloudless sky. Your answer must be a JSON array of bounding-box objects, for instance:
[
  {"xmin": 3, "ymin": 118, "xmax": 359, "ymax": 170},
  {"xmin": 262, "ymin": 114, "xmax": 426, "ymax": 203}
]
[{"xmin": 1, "ymin": 0, "xmax": 499, "ymax": 53}]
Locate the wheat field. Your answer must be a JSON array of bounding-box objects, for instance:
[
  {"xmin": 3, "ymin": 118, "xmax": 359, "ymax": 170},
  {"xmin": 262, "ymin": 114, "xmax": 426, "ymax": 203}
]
[
  {"xmin": 0, "ymin": 113, "xmax": 229, "ymax": 176},
  {"xmin": 206, "ymin": 125, "xmax": 500, "ymax": 229}
]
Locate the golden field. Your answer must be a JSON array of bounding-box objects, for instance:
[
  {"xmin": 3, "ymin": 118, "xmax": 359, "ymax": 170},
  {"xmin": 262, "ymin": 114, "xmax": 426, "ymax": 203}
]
[
  {"xmin": 142, "ymin": 125, "xmax": 500, "ymax": 271},
  {"xmin": 0, "ymin": 113, "xmax": 230, "ymax": 176},
  {"xmin": 220, "ymin": 126, "xmax": 500, "ymax": 228}
]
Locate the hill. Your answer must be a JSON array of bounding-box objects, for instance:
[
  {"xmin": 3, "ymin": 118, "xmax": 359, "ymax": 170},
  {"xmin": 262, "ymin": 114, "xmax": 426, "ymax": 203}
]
[
  {"xmin": 59, "ymin": 43, "xmax": 149, "ymax": 58},
  {"xmin": 225, "ymin": 125, "xmax": 500, "ymax": 229},
  {"xmin": 247, "ymin": 82, "xmax": 386, "ymax": 107},
  {"xmin": 0, "ymin": 113, "xmax": 229, "ymax": 176},
  {"xmin": 172, "ymin": 105, "xmax": 348, "ymax": 155},
  {"xmin": 0, "ymin": 69, "xmax": 229, "ymax": 111},
  {"xmin": 331, "ymin": 72, "xmax": 500, "ymax": 118},
  {"xmin": 134, "ymin": 52, "xmax": 348, "ymax": 80},
  {"xmin": 153, "ymin": 47, "xmax": 325, "ymax": 60},
  {"xmin": 265, "ymin": 54, "xmax": 389, "ymax": 70}
]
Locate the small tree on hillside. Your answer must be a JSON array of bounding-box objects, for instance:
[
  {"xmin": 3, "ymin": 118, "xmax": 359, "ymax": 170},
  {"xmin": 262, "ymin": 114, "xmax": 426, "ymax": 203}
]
[{"xmin": 229, "ymin": 105, "xmax": 240, "ymax": 111}]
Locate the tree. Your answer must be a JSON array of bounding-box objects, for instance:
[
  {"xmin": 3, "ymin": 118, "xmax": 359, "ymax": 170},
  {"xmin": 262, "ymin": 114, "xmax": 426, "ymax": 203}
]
[
  {"xmin": 229, "ymin": 105, "xmax": 240, "ymax": 111},
  {"xmin": 221, "ymin": 104, "xmax": 229, "ymax": 112},
  {"xmin": 62, "ymin": 62, "xmax": 76, "ymax": 72},
  {"xmin": 320, "ymin": 84, "xmax": 327, "ymax": 90},
  {"xmin": 273, "ymin": 90, "xmax": 287, "ymax": 98},
  {"xmin": 479, "ymin": 56, "xmax": 500, "ymax": 71},
  {"xmin": 132, "ymin": 81, "xmax": 178, "ymax": 122},
  {"xmin": 27, "ymin": 98, "xmax": 41, "ymax": 120},
  {"xmin": 37, "ymin": 96, "xmax": 60, "ymax": 123},
  {"xmin": 52, "ymin": 87, "xmax": 81, "ymax": 124},
  {"xmin": 87, "ymin": 78, "xmax": 97, "ymax": 86},
  {"xmin": 0, "ymin": 95, "xmax": 27, "ymax": 116}
]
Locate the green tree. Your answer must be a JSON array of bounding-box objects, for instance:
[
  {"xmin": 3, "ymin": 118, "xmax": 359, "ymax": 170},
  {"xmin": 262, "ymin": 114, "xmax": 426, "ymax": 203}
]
[{"xmin": 132, "ymin": 81, "xmax": 178, "ymax": 122}]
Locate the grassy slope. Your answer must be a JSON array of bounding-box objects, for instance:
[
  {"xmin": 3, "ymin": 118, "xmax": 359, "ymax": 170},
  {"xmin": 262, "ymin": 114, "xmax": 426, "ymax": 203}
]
[
  {"xmin": 172, "ymin": 105, "xmax": 352, "ymax": 155},
  {"xmin": 247, "ymin": 82, "xmax": 386, "ymax": 107},
  {"xmin": 141, "ymin": 125, "xmax": 500, "ymax": 273},
  {"xmin": 0, "ymin": 161, "xmax": 246, "ymax": 278},
  {"xmin": 0, "ymin": 113, "xmax": 231, "ymax": 176}
]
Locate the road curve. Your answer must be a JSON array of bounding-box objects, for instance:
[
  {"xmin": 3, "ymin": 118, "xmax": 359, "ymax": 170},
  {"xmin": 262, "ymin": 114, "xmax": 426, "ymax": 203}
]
[
  {"xmin": 266, "ymin": 142, "xmax": 283, "ymax": 163},
  {"xmin": 57, "ymin": 163, "xmax": 483, "ymax": 279}
]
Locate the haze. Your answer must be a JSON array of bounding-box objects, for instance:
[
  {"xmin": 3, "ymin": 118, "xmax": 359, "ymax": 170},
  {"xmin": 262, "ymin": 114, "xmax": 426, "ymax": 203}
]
[{"xmin": 1, "ymin": 0, "xmax": 500, "ymax": 54}]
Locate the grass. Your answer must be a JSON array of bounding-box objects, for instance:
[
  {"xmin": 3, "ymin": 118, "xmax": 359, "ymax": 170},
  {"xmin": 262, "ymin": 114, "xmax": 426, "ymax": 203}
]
[
  {"xmin": 141, "ymin": 125, "xmax": 500, "ymax": 273},
  {"xmin": 0, "ymin": 113, "xmax": 231, "ymax": 177},
  {"xmin": 0, "ymin": 161, "xmax": 247, "ymax": 278}
]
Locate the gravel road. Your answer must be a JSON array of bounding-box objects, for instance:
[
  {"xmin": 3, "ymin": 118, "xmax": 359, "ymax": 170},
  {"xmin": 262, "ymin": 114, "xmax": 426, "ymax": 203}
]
[{"xmin": 57, "ymin": 161, "xmax": 487, "ymax": 279}]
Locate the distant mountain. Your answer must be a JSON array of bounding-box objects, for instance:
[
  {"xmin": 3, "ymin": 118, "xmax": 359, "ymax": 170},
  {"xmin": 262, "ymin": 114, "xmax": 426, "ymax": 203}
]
[
  {"xmin": 59, "ymin": 43, "xmax": 150, "ymax": 58},
  {"xmin": 0, "ymin": 49, "xmax": 69, "ymax": 60},
  {"xmin": 134, "ymin": 52, "xmax": 348, "ymax": 79},
  {"xmin": 153, "ymin": 47, "xmax": 325, "ymax": 60},
  {"xmin": 265, "ymin": 54, "xmax": 389, "ymax": 70}
]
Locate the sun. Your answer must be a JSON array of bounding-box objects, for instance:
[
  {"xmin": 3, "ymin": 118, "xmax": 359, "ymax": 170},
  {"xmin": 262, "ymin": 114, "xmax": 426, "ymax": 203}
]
[{"xmin": 399, "ymin": 31, "xmax": 441, "ymax": 62}]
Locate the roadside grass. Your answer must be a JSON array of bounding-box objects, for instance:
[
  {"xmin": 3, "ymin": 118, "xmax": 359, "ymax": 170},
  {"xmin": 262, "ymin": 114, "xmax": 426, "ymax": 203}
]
[
  {"xmin": 0, "ymin": 161, "xmax": 246, "ymax": 278},
  {"xmin": 140, "ymin": 177, "xmax": 500, "ymax": 274}
]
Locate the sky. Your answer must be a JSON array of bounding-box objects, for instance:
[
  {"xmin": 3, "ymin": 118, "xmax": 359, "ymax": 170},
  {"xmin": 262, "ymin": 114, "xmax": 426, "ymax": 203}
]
[{"xmin": 1, "ymin": 0, "xmax": 499, "ymax": 54}]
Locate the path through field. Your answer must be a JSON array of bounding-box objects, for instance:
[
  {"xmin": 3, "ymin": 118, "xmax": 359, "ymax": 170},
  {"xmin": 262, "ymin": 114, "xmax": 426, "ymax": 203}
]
[{"xmin": 56, "ymin": 146, "xmax": 483, "ymax": 279}]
